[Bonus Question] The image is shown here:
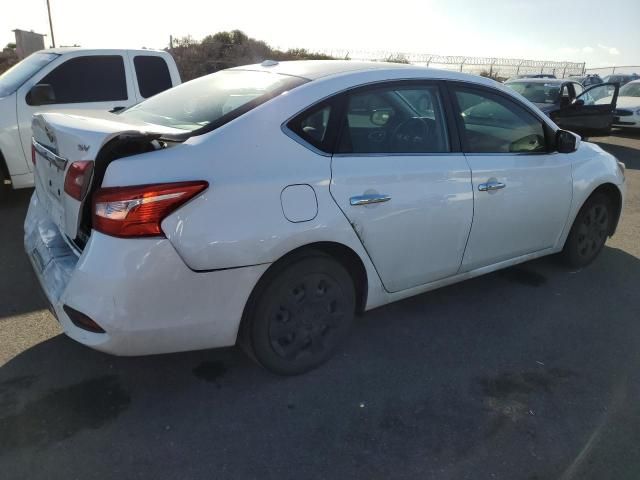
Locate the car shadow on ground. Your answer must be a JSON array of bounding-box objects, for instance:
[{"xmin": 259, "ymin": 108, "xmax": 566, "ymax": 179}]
[{"xmin": 1, "ymin": 246, "xmax": 640, "ymax": 479}]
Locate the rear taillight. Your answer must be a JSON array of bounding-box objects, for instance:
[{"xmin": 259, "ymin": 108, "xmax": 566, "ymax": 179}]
[
  {"xmin": 64, "ymin": 161, "xmax": 94, "ymax": 200},
  {"xmin": 31, "ymin": 144, "xmax": 36, "ymax": 166},
  {"xmin": 92, "ymin": 181, "xmax": 208, "ymax": 238}
]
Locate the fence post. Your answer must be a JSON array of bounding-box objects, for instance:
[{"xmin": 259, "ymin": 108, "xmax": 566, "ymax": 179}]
[
  {"xmin": 516, "ymin": 60, "xmax": 524, "ymax": 75},
  {"xmin": 459, "ymin": 58, "xmax": 466, "ymax": 72},
  {"xmin": 612, "ymin": 66, "xmax": 616, "ymax": 74}
]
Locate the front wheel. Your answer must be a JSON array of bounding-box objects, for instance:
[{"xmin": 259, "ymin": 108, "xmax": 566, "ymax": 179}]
[
  {"xmin": 243, "ymin": 252, "xmax": 356, "ymax": 375},
  {"xmin": 561, "ymin": 193, "xmax": 612, "ymax": 268}
]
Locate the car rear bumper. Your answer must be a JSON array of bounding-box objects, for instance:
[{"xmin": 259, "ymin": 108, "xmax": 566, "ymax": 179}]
[{"xmin": 24, "ymin": 192, "xmax": 269, "ymax": 356}]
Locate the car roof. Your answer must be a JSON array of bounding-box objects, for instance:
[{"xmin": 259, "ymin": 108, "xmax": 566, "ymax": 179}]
[
  {"xmin": 230, "ymin": 60, "xmax": 505, "ymax": 87},
  {"xmin": 40, "ymin": 47, "xmax": 167, "ymax": 55}
]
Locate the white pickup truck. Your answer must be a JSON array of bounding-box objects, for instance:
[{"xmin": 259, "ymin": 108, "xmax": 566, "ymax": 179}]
[{"xmin": 0, "ymin": 48, "xmax": 181, "ymax": 189}]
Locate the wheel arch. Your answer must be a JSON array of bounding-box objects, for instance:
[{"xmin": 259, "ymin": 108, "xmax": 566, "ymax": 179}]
[
  {"xmin": 588, "ymin": 182, "xmax": 623, "ymax": 236},
  {"xmin": 0, "ymin": 148, "xmax": 10, "ymax": 184},
  {"xmin": 237, "ymin": 241, "xmax": 369, "ymax": 351}
]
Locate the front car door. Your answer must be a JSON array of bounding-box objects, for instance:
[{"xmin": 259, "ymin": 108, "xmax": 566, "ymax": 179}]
[
  {"xmin": 551, "ymin": 83, "xmax": 619, "ymax": 137},
  {"xmin": 327, "ymin": 81, "xmax": 474, "ymax": 293},
  {"xmin": 448, "ymin": 83, "xmax": 573, "ymax": 271},
  {"xmin": 16, "ymin": 53, "xmax": 137, "ymax": 170}
]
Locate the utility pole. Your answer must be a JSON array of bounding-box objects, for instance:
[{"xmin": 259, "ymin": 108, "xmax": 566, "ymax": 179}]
[{"xmin": 46, "ymin": 0, "xmax": 55, "ymax": 47}]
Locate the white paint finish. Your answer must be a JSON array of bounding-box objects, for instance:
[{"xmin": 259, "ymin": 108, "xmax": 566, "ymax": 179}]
[
  {"xmin": 24, "ymin": 61, "xmax": 626, "ymax": 357},
  {"xmin": 330, "ymin": 154, "xmax": 473, "ymax": 292},
  {"xmin": 281, "ymin": 184, "xmax": 318, "ymax": 222},
  {"xmin": 461, "ymin": 152, "xmax": 573, "ymax": 271},
  {"xmin": 0, "ymin": 48, "xmax": 180, "ymax": 189}
]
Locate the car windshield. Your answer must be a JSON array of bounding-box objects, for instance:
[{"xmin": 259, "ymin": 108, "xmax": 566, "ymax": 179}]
[
  {"xmin": 0, "ymin": 52, "xmax": 59, "ymax": 97},
  {"xmin": 121, "ymin": 69, "xmax": 307, "ymax": 132},
  {"xmin": 507, "ymin": 81, "xmax": 560, "ymax": 104},
  {"xmin": 619, "ymin": 82, "xmax": 640, "ymax": 97}
]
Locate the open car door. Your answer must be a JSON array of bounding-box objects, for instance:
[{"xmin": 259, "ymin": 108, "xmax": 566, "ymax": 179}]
[{"xmin": 551, "ymin": 83, "xmax": 619, "ymax": 137}]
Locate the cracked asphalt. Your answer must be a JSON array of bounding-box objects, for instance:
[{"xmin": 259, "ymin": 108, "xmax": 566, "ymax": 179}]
[{"xmin": 1, "ymin": 131, "xmax": 639, "ymax": 480}]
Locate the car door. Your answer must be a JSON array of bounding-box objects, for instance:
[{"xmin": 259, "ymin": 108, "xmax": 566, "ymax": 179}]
[
  {"xmin": 448, "ymin": 83, "xmax": 573, "ymax": 271},
  {"xmin": 551, "ymin": 83, "xmax": 619, "ymax": 136},
  {"xmin": 16, "ymin": 53, "xmax": 137, "ymax": 171},
  {"xmin": 328, "ymin": 81, "xmax": 474, "ymax": 293}
]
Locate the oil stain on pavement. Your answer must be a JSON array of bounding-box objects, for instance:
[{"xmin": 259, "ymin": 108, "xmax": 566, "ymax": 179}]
[
  {"xmin": 0, "ymin": 375, "xmax": 130, "ymax": 454},
  {"xmin": 192, "ymin": 361, "xmax": 227, "ymax": 384}
]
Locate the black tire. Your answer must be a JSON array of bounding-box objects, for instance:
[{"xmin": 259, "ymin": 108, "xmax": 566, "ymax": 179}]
[
  {"xmin": 562, "ymin": 193, "xmax": 612, "ymax": 268},
  {"xmin": 243, "ymin": 252, "xmax": 355, "ymax": 375}
]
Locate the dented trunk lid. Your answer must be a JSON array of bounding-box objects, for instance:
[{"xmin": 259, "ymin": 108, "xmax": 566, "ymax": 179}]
[{"xmin": 31, "ymin": 111, "xmax": 184, "ymax": 243}]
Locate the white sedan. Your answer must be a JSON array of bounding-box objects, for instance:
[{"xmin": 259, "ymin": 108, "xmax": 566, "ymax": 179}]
[
  {"xmin": 25, "ymin": 61, "xmax": 626, "ymax": 374},
  {"xmin": 609, "ymin": 79, "xmax": 640, "ymax": 129}
]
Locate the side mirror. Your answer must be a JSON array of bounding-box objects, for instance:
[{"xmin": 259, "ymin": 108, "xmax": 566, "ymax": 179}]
[
  {"xmin": 28, "ymin": 84, "xmax": 56, "ymax": 106},
  {"xmin": 572, "ymin": 98, "xmax": 585, "ymax": 107},
  {"xmin": 556, "ymin": 129, "xmax": 579, "ymax": 153}
]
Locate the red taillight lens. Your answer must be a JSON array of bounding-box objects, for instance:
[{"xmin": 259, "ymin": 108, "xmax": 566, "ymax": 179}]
[
  {"xmin": 92, "ymin": 181, "xmax": 208, "ymax": 238},
  {"xmin": 31, "ymin": 144, "xmax": 37, "ymax": 166},
  {"xmin": 64, "ymin": 161, "xmax": 94, "ymax": 200}
]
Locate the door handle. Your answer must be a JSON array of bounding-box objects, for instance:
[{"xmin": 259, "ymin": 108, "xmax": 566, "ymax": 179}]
[
  {"xmin": 350, "ymin": 194, "xmax": 391, "ymax": 206},
  {"xmin": 478, "ymin": 182, "xmax": 506, "ymax": 192},
  {"xmin": 109, "ymin": 106, "xmax": 126, "ymax": 113}
]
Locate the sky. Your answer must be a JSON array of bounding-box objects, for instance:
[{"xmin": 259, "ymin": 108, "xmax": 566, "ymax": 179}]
[{"xmin": 2, "ymin": 0, "xmax": 639, "ymax": 68}]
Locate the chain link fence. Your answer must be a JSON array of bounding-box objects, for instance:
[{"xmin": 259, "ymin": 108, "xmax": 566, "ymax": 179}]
[
  {"xmin": 585, "ymin": 65, "xmax": 640, "ymax": 76},
  {"xmin": 314, "ymin": 49, "xmax": 586, "ymax": 79}
]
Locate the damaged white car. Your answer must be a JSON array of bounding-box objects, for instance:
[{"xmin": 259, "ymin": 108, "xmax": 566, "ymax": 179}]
[{"xmin": 25, "ymin": 61, "xmax": 625, "ymax": 374}]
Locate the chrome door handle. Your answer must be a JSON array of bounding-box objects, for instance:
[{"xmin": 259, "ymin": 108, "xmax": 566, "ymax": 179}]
[
  {"xmin": 478, "ymin": 182, "xmax": 506, "ymax": 192},
  {"xmin": 350, "ymin": 194, "xmax": 391, "ymax": 206}
]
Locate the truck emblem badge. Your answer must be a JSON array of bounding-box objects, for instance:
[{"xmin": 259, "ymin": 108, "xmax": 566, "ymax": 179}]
[{"xmin": 78, "ymin": 144, "xmax": 90, "ymax": 152}]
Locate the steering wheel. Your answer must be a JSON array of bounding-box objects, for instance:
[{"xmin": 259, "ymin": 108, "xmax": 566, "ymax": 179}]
[{"xmin": 391, "ymin": 117, "xmax": 432, "ymax": 151}]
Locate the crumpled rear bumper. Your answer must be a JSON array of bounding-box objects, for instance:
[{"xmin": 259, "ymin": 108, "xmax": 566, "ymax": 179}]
[{"xmin": 24, "ymin": 192, "xmax": 78, "ymax": 308}]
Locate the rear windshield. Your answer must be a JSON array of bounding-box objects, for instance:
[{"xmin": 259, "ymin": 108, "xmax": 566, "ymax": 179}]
[
  {"xmin": 0, "ymin": 52, "xmax": 59, "ymax": 97},
  {"xmin": 120, "ymin": 69, "xmax": 307, "ymax": 133},
  {"xmin": 507, "ymin": 81, "xmax": 561, "ymax": 104}
]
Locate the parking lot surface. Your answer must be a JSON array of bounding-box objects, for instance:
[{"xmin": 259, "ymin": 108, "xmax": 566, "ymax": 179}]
[{"xmin": 1, "ymin": 132, "xmax": 639, "ymax": 480}]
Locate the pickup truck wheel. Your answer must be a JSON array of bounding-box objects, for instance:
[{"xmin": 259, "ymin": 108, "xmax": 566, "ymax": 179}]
[
  {"xmin": 562, "ymin": 193, "xmax": 611, "ymax": 268},
  {"xmin": 246, "ymin": 253, "xmax": 355, "ymax": 375}
]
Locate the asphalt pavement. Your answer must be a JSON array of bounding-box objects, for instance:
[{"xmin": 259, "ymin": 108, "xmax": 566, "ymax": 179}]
[{"xmin": 1, "ymin": 131, "xmax": 639, "ymax": 480}]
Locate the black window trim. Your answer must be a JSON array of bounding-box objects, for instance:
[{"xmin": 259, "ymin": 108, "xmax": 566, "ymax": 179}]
[
  {"xmin": 283, "ymin": 79, "xmax": 463, "ymax": 157},
  {"xmin": 445, "ymin": 80, "xmax": 556, "ymax": 156}
]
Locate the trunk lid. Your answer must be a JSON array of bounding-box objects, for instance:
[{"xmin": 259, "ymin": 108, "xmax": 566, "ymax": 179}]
[{"xmin": 31, "ymin": 111, "xmax": 183, "ymax": 243}]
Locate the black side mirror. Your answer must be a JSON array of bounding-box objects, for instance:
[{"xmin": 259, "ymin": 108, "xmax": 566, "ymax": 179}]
[
  {"xmin": 28, "ymin": 84, "xmax": 56, "ymax": 106},
  {"xmin": 556, "ymin": 129, "xmax": 578, "ymax": 153},
  {"xmin": 573, "ymin": 99, "xmax": 585, "ymax": 107}
]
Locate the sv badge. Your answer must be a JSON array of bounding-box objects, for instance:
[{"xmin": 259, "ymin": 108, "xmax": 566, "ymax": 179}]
[{"xmin": 78, "ymin": 144, "xmax": 90, "ymax": 152}]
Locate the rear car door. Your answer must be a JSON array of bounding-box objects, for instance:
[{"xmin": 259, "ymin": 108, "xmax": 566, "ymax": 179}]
[
  {"xmin": 551, "ymin": 83, "xmax": 619, "ymax": 136},
  {"xmin": 448, "ymin": 83, "xmax": 573, "ymax": 271},
  {"xmin": 16, "ymin": 53, "xmax": 136, "ymax": 170},
  {"xmin": 326, "ymin": 81, "xmax": 473, "ymax": 293}
]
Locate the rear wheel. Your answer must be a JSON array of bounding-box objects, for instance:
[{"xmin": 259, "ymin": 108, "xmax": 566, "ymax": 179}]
[
  {"xmin": 562, "ymin": 193, "xmax": 612, "ymax": 268},
  {"xmin": 243, "ymin": 252, "xmax": 355, "ymax": 375}
]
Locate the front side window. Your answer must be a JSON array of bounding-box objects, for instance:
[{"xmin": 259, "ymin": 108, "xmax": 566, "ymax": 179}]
[
  {"xmin": 0, "ymin": 52, "xmax": 59, "ymax": 97},
  {"xmin": 121, "ymin": 69, "xmax": 306, "ymax": 132},
  {"xmin": 134, "ymin": 56, "xmax": 172, "ymax": 98},
  {"xmin": 454, "ymin": 87, "xmax": 546, "ymax": 154},
  {"xmin": 573, "ymin": 83, "xmax": 584, "ymax": 96},
  {"xmin": 34, "ymin": 55, "xmax": 127, "ymax": 104},
  {"xmin": 337, "ymin": 84, "xmax": 449, "ymax": 154}
]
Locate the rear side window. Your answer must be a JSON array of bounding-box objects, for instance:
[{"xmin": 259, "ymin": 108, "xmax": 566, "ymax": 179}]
[
  {"xmin": 337, "ymin": 84, "xmax": 449, "ymax": 154},
  {"xmin": 287, "ymin": 104, "xmax": 333, "ymax": 152},
  {"xmin": 453, "ymin": 87, "xmax": 546, "ymax": 154},
  {"xmin": 35, "ymin": 55, "xmax": 127, "ymax": 104},
  {"xmin": 134, "ymin": 56, "xmax": 172, "ymax": 98}
]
